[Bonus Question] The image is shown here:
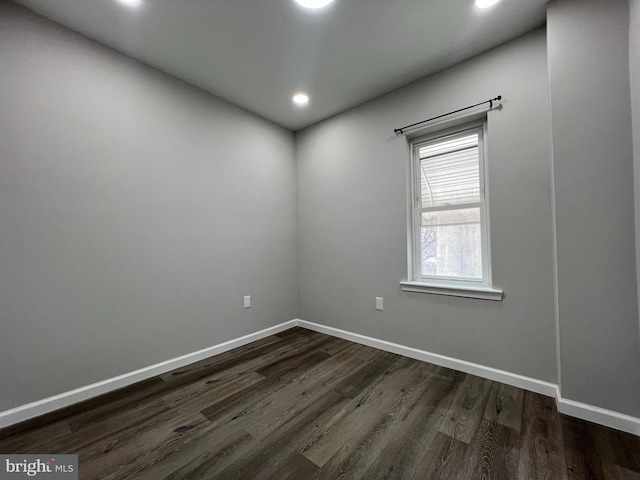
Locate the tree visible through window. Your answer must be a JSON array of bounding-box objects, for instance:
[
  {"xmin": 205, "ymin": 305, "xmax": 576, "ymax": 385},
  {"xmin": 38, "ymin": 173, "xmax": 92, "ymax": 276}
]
[{"xmin": 411, "ymin": 122, "xmax": 490, "ymax": 286}]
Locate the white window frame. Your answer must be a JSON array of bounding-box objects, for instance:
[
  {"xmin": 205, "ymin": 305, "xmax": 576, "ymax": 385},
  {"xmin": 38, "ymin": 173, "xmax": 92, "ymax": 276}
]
[{"xmin": 400, "ymin": 119, "xmax": 503, "ymax": 301}]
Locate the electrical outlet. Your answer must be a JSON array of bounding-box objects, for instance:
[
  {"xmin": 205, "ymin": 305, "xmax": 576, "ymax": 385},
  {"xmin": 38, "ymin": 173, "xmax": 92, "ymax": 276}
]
[
  {"xmin": 376, "ymin": 297, "xmax": 383, "ymax": 311},
  {"xmin": 244, "ymin": 295, "xmax": 251, "ymax": 309}
]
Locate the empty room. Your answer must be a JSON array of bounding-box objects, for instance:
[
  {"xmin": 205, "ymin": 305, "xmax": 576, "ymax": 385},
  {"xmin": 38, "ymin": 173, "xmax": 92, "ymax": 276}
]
[{"xmin": 1, "ymin": 0, "xmax": 640, "ymax": 478}]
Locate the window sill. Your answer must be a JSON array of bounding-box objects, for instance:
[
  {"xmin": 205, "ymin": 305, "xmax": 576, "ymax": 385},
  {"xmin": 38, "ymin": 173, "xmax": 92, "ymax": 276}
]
[{"xmin": 399, "ymin": 281, "xmax": 504, "ymax": 301}]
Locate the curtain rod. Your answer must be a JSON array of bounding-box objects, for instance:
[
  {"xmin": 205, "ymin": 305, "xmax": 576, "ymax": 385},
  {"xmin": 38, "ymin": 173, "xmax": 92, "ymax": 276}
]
[{"xmin": 393, "ymin": 95, "xmax": 502, "ymax": 135}]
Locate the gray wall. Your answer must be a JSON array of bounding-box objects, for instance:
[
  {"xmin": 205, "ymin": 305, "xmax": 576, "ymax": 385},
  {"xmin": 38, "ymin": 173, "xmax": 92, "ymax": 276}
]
[
  {"xmin": 0, "ymin": 3, "xmax": 297, "ymax": 411},
  {"xmin": 632, "ymin": 0, "xmax": 640, "ymax": 333},
  {"xmin": 548, "ymin": 0, "xmax": 640, "ymax": 417},
  {"xmin": 297, "ymin": 29, "xmax": 558, "ymax": 384}
]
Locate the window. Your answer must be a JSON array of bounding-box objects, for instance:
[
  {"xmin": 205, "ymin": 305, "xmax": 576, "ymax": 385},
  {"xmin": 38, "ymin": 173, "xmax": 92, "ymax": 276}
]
[{"xmin": 401, "ymin": 120, "xmax": 502, "ymax": 300}]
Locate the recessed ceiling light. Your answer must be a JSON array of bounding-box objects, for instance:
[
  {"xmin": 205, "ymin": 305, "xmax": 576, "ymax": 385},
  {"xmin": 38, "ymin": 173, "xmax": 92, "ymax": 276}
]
[
  {"xmin": 294, "ymin": 0, "xmax": 335, "ymax": 9},
  {"xmin": 292, "ymin": 93, "xmax": 310, "ymax": 106},
  {"xmin": 116, "ymin": 0, "xmax": 142, "ymax": 7},
  {"xmin": 475, "ymin": 0, "xmax": 500, "ymax": 8}
]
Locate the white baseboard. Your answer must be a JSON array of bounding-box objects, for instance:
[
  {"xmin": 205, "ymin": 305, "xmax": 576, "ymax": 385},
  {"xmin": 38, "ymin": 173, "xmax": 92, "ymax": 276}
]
[
  {"xmin": 0, "ymin": 320, "xmax": 297, "ymax": 430},
  {"xmin": 557, "ymin": 396, "xmax": 640, "ymax": 436},
  {"xmin": 294, "ymin": 319, "xmax": 557, "ymax": 397},
  {"xmin": 2, "ymin": 318, "xmax": 639, "ymax": 437},
  {"xmin": 294, "ymin": 319, "xmax": 640, "ymax": 437}
]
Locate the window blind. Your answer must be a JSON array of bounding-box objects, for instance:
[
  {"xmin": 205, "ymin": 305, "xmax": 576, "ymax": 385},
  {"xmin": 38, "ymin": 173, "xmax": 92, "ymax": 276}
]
[{"xmin": 419, "ymin": 133, "xmax": 480, "ymax": 208}]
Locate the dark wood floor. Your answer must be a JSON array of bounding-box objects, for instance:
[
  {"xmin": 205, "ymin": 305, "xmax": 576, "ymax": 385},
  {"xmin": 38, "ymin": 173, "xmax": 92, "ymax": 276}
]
[{"xmin": 1, "ymin": 327, "xmax": 639, "ymax": 479}]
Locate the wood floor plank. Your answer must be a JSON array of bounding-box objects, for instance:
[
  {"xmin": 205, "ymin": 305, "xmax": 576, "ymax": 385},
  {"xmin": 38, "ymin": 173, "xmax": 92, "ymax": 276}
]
[
  {"xmin": 78, "ymin": 411, "xmax": 210, "ymax": 480},
  {"xmin": 263, "ymin": 453, "xmax": 319, "ymax": 480},
  {"xmin": 431, "ymin": 365, "xmax": 467, "ymax": 385},
  {"xmin": 439, "ymin": 373, "xmax": 493, "ymax": 444},
  {"xmin": 324, "ymin": 368, "xmax": 463, "ymax": 480},
  {"xmin": 243, "ymin": 351, "xmax": 365, "ymax": 440},
  {"xmin": 309, "ymin": 411, "xmax": 401, "ymax": 480},
  {"xmin": 301, "ymin": 356, "xmax": 409, "ymax": 466},
  {"xmin": 343, "ymin": 355, "xmax": 414, "ymax": 412},
  {"xmin": 351, "ymin": 343, "xmax": 388, "ymax": 363},
  {"xmin": 368, "ymin": 349, "xmax": 403, "ymax": 367},
  {"xmin": 315, "ymin": 337, "xmax": 356, "ymax": 356},
  {"xmin": 160, "ymin": 429, "xmax": 258, "ymax": 480},
  {"xmin": 460, "ymin": 419, "xmax": 520, "ymax": 480},
  {"xmin": 255, "ymin": 349, "xmax": 331, "ymax": 379},
  {"xmin": 285, "ymin": 392, "xmax": 355, "ymax": 454},
  {"xmin": 417, "ymin": 431, "xmax": 470, "ymax": 479},
  {"xmin": 300, "ymin": 356, "xmax": 424, "ymax": 467},
  {"xmin": 273, "ymin": 326, "xmax": 313, "ymax": 338},
  {"xmin": 561, "ymin": 416, "xmax": 640, "ymax": 480},
  {"xmin": 483, "ymin": 381, "xmax": 524, "ymax": 432},
  {"xmin": 332, "ymin": 359, "xmax": 394, "ymax": 399},
  {"xmin": 561, "ymin": 414, "xmax": 606, "ymax": 480},
  {"xmin": 160, "ymin": 331, "xmax": 328, "ymax": 386},
  {"xmin": 301, "ymin": 397, "xmax": 390, "ymax": 468},
  {"xmin": 616, "ymin": 466, "xmax": 640, "ymax": 480},
  {"xmin": 518, "ymin": 391, "xmax": 568, "ymax": 480},
  {"xmin": 101, "ymin": 403, "xmax": 264, "ymax": 479},
  {"xmin": 199, "ymin": 344, "xmax": 349, "ymax": 426},
  {"xmin": 214, "ymin": 391, "xmax": 347, "ymax": 479},
  {"xmin": 27, "ymin": 398, "xmax": 171, "ymax": 456},
  {"xmin": 161, "ymin": 371, "xmax": 265, "ymax": 411},
  {"xmin": 0, "ymin": 419, "xmax": 71, "ymax": 454},
  {"xmin": 593, "ymin": 422, "xmax": 640, "ymax": 474},
  {"xmin": 362, "ymin": 377, "xmax": 461, "ymax": 480},
  {"xmin": 384, "ymin": 361, "xmax": 443, "ymax": 421},
  {"xmin": 159, "ymin": 335, "xmax": 283, "ymax": 381},
  {"xmin": 0, "ymin": 377, "xmax": 167, "ymax": 441},
  {"xmin": 1, "ymin": 328, "xmax": 638, "ymax": 480}
]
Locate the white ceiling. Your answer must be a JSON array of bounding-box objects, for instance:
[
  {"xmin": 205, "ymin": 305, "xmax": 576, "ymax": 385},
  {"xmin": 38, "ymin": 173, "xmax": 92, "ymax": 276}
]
[{"xmin": 13, "ymin": 0, "xmax": 547, "ymax": 131}]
